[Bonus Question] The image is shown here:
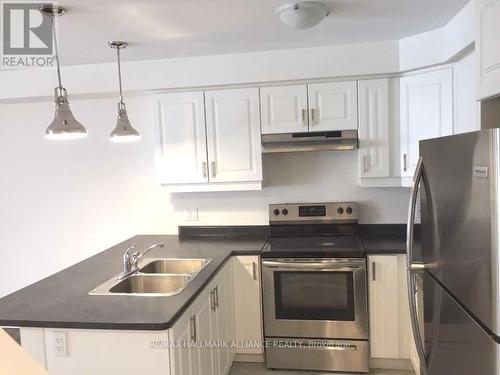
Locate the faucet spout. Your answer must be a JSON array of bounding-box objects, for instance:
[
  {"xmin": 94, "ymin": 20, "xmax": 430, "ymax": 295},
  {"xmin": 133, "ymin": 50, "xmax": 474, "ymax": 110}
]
[
  {"xmin": 117, "ymin": 242, "xmax": 165, "ymax": 280},
  {"xmin": 134, "ymin": 243, "xmax": 165, "ymax": 265}
]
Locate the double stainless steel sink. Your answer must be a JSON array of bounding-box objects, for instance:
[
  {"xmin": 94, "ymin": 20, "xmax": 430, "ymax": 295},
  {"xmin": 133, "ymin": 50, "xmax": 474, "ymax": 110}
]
[{"xmin": 89, "ymin": 258, "xmax": 212, "ymax": 297}]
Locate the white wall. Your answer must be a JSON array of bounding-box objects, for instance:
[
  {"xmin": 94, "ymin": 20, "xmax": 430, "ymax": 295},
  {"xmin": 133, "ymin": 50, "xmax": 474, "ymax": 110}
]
[
  {"xmin": 0, "ymin": 96, "xmax": 410, "ymax": 298},
  {"xmin": 0, "ymin": 40, "xmax": 399, "ymax": 102},
  {"xmin": 399, "ymin": 0, "xmax": 474, "ymax": 71}
]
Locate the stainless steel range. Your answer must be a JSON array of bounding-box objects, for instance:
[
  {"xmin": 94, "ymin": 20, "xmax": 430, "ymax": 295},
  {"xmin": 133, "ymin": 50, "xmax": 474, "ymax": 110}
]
[{"xmin": 262, "ymin": 202, "xmax": 369, "ymax": 373}]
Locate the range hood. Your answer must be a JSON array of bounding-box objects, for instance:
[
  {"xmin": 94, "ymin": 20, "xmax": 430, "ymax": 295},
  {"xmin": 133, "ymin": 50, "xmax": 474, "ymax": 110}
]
[{"xmin": 262, "ymin": 130, "xmax": 358, "ymax": 153}]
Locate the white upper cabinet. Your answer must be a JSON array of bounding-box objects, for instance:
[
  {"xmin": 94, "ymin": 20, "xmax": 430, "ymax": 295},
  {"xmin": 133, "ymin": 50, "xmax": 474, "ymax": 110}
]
[
  {"xmin": 154, "ymin": 92, "xmax": 208, "ymax": 185},
  {"xmin": 453, "ymin": 53, "xmax": 480, "ymax": 134},
  {"xmin": 154, "ymin": 89, "xmax": 263, "ymax": 192},
  {"xmin": 477, "ymin": 0, "xmax": 500, "ymax": 99},
  {"xmin": 400, "ymin": 69, "xmax": 453, "ymax": 177},
  {"xmin": 205, "ymin": 88, "xmax": 263, "ymax": 183},
  {"xmin": 260, "ymin": 81, "xmax": 358, "ymax": 134},
  {"xmin": 260, "ymin": 85, "xmax": 309, "ymax": 134},
  {"xmin": 308, "ymin": 81, "xmax": 358, "ymax": 131},
  {"xmin": 358, "ymin": 79, "xmax": 390, "ymax": 178}
]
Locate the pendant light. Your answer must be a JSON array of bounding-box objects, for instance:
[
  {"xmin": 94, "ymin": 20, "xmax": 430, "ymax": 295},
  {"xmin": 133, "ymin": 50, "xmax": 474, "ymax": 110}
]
[
  {"xmin": 108, "ymin": 41, "xmax": 140, "ymax": 143},
  {"xmin": 40, "ymin": 5, "xmax": 87, "ymax": 140}
]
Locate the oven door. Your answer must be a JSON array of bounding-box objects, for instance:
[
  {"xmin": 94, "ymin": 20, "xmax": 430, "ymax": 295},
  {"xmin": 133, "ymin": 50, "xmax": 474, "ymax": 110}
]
[{"xmin": 262, "ymin": 258, "xmax": 368, "ymax": 340}]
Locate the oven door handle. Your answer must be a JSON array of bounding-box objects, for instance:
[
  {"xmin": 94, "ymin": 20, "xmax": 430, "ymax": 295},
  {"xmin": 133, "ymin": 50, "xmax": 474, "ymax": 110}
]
[{"xmin": 262, "ymin": 260, "xmax": 364, "ymax": 271}]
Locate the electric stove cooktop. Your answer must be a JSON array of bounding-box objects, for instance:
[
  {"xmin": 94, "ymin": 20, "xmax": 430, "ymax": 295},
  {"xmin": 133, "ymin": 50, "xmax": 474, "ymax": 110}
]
[
  {"xmin": 262, "ymin": 202, "xmax": 366, "ymax": 259},
  {"xmin": 262, "ymin": 235, "xmax": 365, "ymax": 258}
]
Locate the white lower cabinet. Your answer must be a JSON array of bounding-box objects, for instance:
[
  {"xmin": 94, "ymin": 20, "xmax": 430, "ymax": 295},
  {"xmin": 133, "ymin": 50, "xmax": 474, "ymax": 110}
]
[
  {"xmin": 170, "ymin": 302, "xmax": 200, "ymax": 375},
  {"xmin": 232, "ymin": 256, "xmax": 263, "ymax": 357},
  {"xmin": 170, "ymin": 260, "xmax": 235, "ymax": 375},
  {"xmin": 368, "ymin": 255, "xmax": 413, "ymax": 362}
]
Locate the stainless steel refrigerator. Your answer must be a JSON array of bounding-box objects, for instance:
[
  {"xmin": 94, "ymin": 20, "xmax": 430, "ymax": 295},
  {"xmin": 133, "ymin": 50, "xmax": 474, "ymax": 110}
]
[{"xmin": 407, "ymin": 129, "xmax": 500, "ymax": 375}]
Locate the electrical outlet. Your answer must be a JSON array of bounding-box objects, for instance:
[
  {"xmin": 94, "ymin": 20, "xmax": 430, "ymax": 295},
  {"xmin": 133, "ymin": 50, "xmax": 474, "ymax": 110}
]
[
  {"xmin": 53, "ymin": 331, "xmax": 68, "ymax": 357},
  {"xmin": 186, "ymin": 208, "xmax": 199, "ymax": 221}
]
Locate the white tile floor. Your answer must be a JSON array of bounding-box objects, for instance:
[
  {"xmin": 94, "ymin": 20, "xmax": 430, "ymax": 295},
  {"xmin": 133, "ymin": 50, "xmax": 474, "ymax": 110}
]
[{"xmin": 229, "ymin": 363, "xmax": 415, "ymax": 375}]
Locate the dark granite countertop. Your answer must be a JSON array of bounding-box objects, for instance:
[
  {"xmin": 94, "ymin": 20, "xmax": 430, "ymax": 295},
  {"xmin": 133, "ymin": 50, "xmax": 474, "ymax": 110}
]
[
  {"xmin": 0, "ymin": 234, "xmax": 267, "ymax": 331},
  {"xmin": 0, "ymin": 225, "xmax": 409, "ymax": 331},
  {"xmin": 358, "ymin": 224, "xmax": 407, "ymax": 255}
]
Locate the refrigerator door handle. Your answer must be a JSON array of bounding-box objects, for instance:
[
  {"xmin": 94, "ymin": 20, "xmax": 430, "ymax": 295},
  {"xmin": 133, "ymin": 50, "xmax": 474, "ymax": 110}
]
[
  {"xmin": 408, "ymin": 269, "xmax": 427, "ymax": 375},
  {"xmin": 407, "ymin": 156, "xmax": 424, "ymax": 270},
  {"xmin": 406, "ymin": 155, "xmax": 427, "ymax": 374}
]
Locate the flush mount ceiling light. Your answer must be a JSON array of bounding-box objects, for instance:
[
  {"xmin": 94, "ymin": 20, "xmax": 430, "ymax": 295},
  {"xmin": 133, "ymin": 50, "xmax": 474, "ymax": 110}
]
[
  {"xmin": 108, "ymin": 41, "xmax": 140, "ymax": 143},
  {"xmin": 276, "ymin": 1, "xmax": 330, "ymax": 29},
  {"xmin": 40, "ymin": 5, "xmax": 87, "ymax": 140}
]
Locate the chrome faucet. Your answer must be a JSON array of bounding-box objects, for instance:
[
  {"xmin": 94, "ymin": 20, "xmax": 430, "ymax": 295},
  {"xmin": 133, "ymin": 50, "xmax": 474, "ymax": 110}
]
[{"xmin": 117, "ymin": 242, "xmax": 165, "ymax": 280}]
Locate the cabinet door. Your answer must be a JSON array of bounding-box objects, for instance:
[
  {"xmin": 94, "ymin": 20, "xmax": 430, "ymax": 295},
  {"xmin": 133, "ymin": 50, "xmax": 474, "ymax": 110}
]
[
  {"xmin": 358, "ymin": 79, "xmax": 390, "ymax": 178},
  {"xmin": 307, "ymin": 81, "xmax": 358, "ymax": 131},
  {"xmin": 260, "ymin": 85, "xmax": 308, "ymax": 134},
  {"xmin": 477, "ymin": 0, "xmax": 500, "ymax": 99},
  {"xmin": 205, "ymin": 88, "xmax": 262, "ymax": 183},
  {"xmin": 233, "ymin": 256, "xmax": 263, "ymax": 355},
  {"xmin": 400, "ymin": 69, "xmax": 453, "ymax": 177},
  {"xmin": 453, "ymin": 53, "xmax": 480, "ymax": 134},
  {"xmin": 154, "ymin": 92, "xmax": 208, "ymax": 184},
  {"xmin": 169, "ymin": 306, "xmax": 198, "ymax": 375},
  {"xmin": 369, "ymin": 255, "xmax": 400, "ymax": 359},
  {"xmin": 193, "ymin": 292, "xmax": 216, "ymax": 375},
  {"xmin": 212, "ymin": 266, "xmax": 234, "ymax": 375}
]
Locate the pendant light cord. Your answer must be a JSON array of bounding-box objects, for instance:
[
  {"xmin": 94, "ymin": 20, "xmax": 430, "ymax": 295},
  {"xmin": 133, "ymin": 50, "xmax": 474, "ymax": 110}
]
[
  {"xmin": 117, "ymin": 47, "xmax": 124, "ymax": 104},
  {"xmin": 51, "ymin": 15, "xmax": 63, "ymax": 90}
]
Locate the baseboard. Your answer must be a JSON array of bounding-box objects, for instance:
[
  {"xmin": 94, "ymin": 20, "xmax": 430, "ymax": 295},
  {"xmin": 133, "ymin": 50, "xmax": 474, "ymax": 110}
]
[
  {"xmin": 370, "ymin": 358, "xmax": 414, "ymax": 370},
  {"xmin": 234, "ymin": 353, "xmax": 265, "ymax": 363}
]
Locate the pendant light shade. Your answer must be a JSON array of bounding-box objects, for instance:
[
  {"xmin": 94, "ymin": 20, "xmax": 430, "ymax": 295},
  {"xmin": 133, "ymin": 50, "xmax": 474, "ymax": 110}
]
[
  {"xmin": 45, "ymin": 87, "xmax": 87, "ymax": 140},
  {"xmin": 108, "ymin": 41, "xmax": 140, "ymax": 142},
  {"xmin": 40, "ymin": 5, "xmax": 87, "ymax": 140},
  {"xmin": 110, "ymin": 102, "xmax": 140, "ymax": 142}
]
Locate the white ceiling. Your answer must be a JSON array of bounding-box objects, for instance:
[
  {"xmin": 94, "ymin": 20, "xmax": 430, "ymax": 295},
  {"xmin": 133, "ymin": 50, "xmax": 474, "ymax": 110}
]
[{"xmin": 54, "ymin": 0, "xmax": 470, "ymax": 66}]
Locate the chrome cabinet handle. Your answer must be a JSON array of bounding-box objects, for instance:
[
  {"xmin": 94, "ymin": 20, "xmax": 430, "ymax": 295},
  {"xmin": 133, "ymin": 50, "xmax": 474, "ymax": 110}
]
[
  {"xmin": 372, "ymin": 261, "xmax": 376, "ymax": 281},
  {"xmin": 311, "ymin": 108, "xmax": 318, "ymax": 125},
  {"xmin": 210, "ymin": 289, "xmax": 216, "ymax": 311},
  {"xmin": 202, "ymin": 161, "xmax": 207, "ymax": 178},
  {"xmin": 408, "ymin": 271, "xmax": 426, "ymax": 373},
  {"xmin": 214, "ymin": 286, "xmax": 219, "ymax": 309},
  {"xmin": 211, "ymin": 161, "xmax": 216, "ymax": 178},
  {"xmin": 403, "ymin": 153, "xmax": 407, "ymax": 172},
  {"xmin": 190, "ymin": 315, "xmax": 197, "ymax": 342},
  {"xmin": 301, "ymin": 109, "xmax": 307, "ymax": 126},
  {"xmin": 252, "ymin": 262, "xmax": 257, "ymax": 281}
]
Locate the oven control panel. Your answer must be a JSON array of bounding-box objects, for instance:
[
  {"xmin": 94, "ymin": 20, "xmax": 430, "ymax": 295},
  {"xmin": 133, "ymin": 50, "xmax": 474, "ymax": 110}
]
[{"xmin": 269, "ymin": 202, "xmax": 358, "ymax": 224}]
